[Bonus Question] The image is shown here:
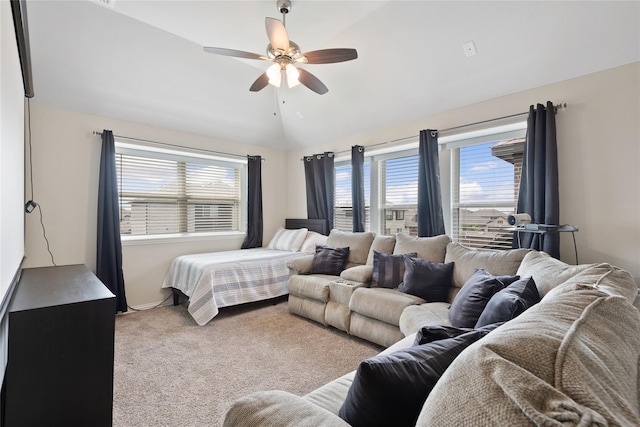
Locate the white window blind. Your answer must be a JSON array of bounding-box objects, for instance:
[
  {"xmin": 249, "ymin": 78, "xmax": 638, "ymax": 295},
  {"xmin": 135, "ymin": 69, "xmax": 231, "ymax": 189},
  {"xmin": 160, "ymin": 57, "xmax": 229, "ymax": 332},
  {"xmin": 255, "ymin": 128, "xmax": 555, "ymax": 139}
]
[
  {"xmin": 115, "ymin": 145, "xmax": 244, "ymax": 236},
  {"xmin": 334, "ymin": 161, "xmax": 371, "ymax": 231},
  {"xmin": 451, "ymin": 134, "xmax": 525, "ymax": 250},
  {"xmin": 380, "ymin": 154, "xmax": 418, "ymax": 236}
]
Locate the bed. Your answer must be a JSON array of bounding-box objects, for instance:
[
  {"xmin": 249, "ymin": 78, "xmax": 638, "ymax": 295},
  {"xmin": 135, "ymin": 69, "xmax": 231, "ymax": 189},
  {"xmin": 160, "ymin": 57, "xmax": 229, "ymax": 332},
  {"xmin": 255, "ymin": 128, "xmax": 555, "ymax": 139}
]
[{"xmin": 162, "ymin": 219, "xmax": 329, "ymax": 325}]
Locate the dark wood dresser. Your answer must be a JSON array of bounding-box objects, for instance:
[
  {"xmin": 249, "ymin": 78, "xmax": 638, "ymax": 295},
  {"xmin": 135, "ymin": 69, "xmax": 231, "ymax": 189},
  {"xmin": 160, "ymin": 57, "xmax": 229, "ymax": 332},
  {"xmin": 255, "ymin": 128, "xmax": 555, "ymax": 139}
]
[{"xmin": 1, "ymin": 264, "xmax": 115, "ymax": 426}]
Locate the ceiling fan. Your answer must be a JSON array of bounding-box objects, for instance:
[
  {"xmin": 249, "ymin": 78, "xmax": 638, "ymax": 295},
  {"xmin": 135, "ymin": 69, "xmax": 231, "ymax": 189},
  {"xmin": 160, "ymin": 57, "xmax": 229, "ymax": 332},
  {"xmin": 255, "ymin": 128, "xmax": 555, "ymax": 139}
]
[{"xmin": 203, "ymin": 0, "xmax": 358, "ymax": 95}]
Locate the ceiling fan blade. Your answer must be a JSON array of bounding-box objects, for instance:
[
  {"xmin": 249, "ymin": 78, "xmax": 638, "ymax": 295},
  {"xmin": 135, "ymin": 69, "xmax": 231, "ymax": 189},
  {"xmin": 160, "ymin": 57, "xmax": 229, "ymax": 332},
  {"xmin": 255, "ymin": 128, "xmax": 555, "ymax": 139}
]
[
  {"xmin": 265, "ymin": 17, "xmax": 289, "ymax": 53},
  {"xmin": 298, "ymin": 69, "xmax": 328, "ymax": 95},
  {"xmin": 249, "ymin": 73, "xmax": 270, "ymax": 92},
  {"xmin": 301, "ymin": 48, "xmax": 358, "ymax": 64},
  {"xmin": 203, "ymin": 47, "xmax": 267, "ymax": 60}
]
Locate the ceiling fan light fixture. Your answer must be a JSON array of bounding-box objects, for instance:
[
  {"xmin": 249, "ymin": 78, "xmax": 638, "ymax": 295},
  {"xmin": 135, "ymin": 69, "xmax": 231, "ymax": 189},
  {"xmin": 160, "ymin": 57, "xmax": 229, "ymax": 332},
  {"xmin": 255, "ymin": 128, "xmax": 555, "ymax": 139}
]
[
  {"xmin": 266, "ymin": 63, "xmax": 282, "ymax": 87},
  {"xmin": 203, "ymin": 0, "xmax": 358, "ymax": 95},
  {"xmin": 285, "ymin": 64, "xmax": 300, "ymax": 87}
]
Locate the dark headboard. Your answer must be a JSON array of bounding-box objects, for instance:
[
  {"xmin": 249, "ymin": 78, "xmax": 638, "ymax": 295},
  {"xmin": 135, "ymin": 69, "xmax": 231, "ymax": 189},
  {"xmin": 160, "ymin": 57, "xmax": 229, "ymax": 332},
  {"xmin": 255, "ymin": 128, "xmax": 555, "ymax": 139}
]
[{"xmin": 285, "ymin": 218, "xmax": 330, "ymax": 236}]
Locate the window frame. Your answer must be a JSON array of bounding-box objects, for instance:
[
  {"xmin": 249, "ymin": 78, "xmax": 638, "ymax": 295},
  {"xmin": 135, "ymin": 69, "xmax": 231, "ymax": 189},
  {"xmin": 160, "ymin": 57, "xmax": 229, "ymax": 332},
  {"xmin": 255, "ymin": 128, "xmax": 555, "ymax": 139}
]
[
  {"xmin": 371, "ymin": 147, "xmax": 419, "ymax": 235},
  {"xmin": 445, "ymin": 123, "xmax": 527, "ymax": 250},
  {"xmin": 114, "ymin": 140, "xmax": 247, "ymax": 245},
  {"xmin": 341, "ymin": 122, "xmax": 527, "ymax": 237},
  {"xmin": 333, "ymin": 158, "xmax": 371, "ymax": 232}
]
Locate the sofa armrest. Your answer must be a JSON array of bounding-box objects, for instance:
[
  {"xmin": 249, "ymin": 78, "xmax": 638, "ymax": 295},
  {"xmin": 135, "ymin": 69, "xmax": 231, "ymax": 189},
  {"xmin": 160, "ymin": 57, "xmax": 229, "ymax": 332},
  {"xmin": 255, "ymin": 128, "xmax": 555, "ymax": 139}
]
[
  {"xmin": 287, "ymin": 255, "xmax": 315, "ymax": 275},
  {"xmin": 340, "ymin": 265, "xmax": 373, "ymax": 283},
  {"xmin": 223, "ymin": 390, "xmax": 350, "ymax": 427}
]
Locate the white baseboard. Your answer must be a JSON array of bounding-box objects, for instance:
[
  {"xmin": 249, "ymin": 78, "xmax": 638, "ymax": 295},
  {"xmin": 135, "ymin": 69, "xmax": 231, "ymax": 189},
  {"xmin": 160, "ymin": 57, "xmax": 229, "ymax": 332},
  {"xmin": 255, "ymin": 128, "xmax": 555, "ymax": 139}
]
[{"xmin": 124, "ymin": 297, "xmax": 175, "ymax": 313}]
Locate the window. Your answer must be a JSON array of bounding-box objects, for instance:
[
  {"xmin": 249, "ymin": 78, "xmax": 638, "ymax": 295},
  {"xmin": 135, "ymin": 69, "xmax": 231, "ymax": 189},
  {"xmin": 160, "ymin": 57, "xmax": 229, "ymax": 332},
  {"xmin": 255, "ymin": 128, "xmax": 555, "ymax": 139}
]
[
  {"xmin": 332, "ymin": 122, "xmax": 524, "ymax": 239},
  {"xmin": 334, "ymin": 161, "xmax": 371, "ymax": 231},
  {"xmin": 115, "ymin": 142, "xmax": 245, "ymax": 238},
  {"xmin": 379, "ymin": 153, "xmax": 418, "ymax": 235},
  {"xmin": 450, "ymin": 129, "xmax": 525, "ymax": 249}
]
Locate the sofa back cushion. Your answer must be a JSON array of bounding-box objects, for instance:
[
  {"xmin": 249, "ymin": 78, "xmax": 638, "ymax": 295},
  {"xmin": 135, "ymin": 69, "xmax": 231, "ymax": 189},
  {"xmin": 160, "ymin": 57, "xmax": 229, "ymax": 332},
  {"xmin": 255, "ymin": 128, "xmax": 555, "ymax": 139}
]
[
  {"xmin": 300, "ymin": 231, "xmax": 329, "ymax": 253},
  {"xmin": 417, "ymin": 282, "xmax": 640, "ymax": 426},
  {"xmin": 541, "ymin": 262, "xmax": 639, "ymax": 303},
  {"xmin": 366, "ymin": 235, "xmax": 396, "ymax": 265},
  {"xmin": 444, "ymin": 243, "xmax": 530, "ymax": 300},
  {"xmin": 516, "ymin": 251, "xmax": 602, "ymax": 297},
  {"xmin": 326, "ymin": 230, "xmax": 375, "ymax": 269},
  {"xmin": 393, "ymin": 233, "xmax": 450, "ymax": 263}
]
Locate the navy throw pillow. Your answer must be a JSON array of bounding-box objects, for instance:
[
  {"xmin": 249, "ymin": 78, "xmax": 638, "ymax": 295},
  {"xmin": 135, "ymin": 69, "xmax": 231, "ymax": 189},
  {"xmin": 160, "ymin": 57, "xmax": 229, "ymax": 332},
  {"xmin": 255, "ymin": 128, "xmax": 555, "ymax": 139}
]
[
  {"xmin": 475, "ymin": 276, "xmax": 540, "ymax": 328},
  {"xmin": 371, "ymin": 251, "xmax": 417, "ymax": 288},
  {"xmin": 338, "ymin": 323, "xmax": 499, "ymax": 427},
  {"xmin": 396, "ymin": 257, "xmax": 453, "ymax": 302},
  {"xmin": 448, "ymin": 269, "xmax": 520, "ymax": 328},
  {"xmin": 310, "ymin": 244, "xmax": 350, "ymax": 276},
  {"xmin": 414, "ymin": 324, "xmax": 476, "ymax": 346}
]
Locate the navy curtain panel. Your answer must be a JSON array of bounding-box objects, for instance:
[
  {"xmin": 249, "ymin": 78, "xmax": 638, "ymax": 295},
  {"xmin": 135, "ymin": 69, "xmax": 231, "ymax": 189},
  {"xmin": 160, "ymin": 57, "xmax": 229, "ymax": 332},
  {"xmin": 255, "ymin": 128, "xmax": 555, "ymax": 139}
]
[
  {"xmin": 241, "ymin": 155, "xmax": 263, "ymax": 249},
  {"xmin": 417, "ymin": 129, "xmax": 446, "ymax": 237},
  {"xmin": 515, "ymin": 102, "xmax": 560, "ymax": 258},
  {"xmin": 97, "ymin": 130, "xmax": 128, "ymax": 313},
  {"xmin": 351, "ymin": 145, "xmax": 365, "ymax": 232},
  {"xmin": 304, "ymin": 152, "xmax": 335, "ymax": 230}
]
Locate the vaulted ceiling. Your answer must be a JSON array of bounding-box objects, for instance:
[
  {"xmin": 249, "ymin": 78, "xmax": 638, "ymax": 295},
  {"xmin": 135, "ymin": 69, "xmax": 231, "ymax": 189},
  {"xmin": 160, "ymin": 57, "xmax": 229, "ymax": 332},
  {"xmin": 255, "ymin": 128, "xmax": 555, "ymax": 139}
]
[{"xmin": 26, "ymin": 1, "xmax": 640, "ymax": 150}]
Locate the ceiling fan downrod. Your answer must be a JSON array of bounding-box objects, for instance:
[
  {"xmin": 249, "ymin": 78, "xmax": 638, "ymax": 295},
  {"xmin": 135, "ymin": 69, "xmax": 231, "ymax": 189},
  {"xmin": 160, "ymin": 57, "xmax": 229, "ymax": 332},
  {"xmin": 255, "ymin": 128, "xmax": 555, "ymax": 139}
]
[{"xmin": 277, "ymin": 0, "xmax": 291, "ymax": 26}]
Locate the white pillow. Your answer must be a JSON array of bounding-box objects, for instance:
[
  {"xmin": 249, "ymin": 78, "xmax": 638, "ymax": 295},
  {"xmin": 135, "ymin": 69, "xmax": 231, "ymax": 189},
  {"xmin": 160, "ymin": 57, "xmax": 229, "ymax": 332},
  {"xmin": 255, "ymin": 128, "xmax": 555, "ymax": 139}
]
[
  {"xmin": 267, "ymin": 227, "xmax": 308, "ymax": 251},
  {"xmin": 300, "ymin": 231, "xmax": 328, "ymax": 253}
]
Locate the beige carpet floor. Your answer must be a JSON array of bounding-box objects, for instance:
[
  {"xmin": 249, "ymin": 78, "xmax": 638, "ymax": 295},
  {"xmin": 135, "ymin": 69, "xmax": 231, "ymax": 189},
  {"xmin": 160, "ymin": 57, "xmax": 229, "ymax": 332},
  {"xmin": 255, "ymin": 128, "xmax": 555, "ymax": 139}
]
[{"xmin": 113, "ymin": 298, "xmax": 381, "ymax": 426}]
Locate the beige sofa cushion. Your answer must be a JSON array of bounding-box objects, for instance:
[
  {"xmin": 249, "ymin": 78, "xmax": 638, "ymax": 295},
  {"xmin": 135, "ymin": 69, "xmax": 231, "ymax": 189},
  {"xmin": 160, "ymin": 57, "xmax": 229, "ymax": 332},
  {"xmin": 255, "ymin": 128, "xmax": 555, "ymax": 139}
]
[
  {"xmin": 542, "ymin": 262, "xmax": 639, "ymax": 303},
  {"xmin": 365, "ymin": 235, "xmax": 396, "ymax": 265},
  {"xmin": 516, "ymin": 251, "xmax": 596, "ymax": 296},
  {"xmin": 339, "ymin": 265, "xmax": 373, "ymax": 283},
  {"xmin": 350, "ymin": 288, "xmax": 425, "ymax": 326},
  {"xmin": 445, "ymin": 242, "xmax": 530, "ymax": 289},
  {"xmin": 288, "ymin": 274, "xmax": 337, "ymax": 302},
  {"xmin": 223, "ymin": 390, "xmax": 350, "ymax": 427},
  {"xmin": 418, "ymin": 284, "xmax": 640, "ymax": 426},
  {"xmin": 287, "ymin": 254, "xmax": 314, "ymax": 274},
  {"xmin": 326, "ymin": 230, "xmax": 375, "ymax": 268},
  {"xmin": 329, "ymin": 280, "xmax": 366, "ymax": 305},
  {"xmin": 393, "ymin": 233, "xmax": 450, "ymax": 262},
  {"xmin": 300, "ymin": 231, "xmax": 328, "ymax": 253},
  {"xmin": 399, "ymin": 303, "xmax": 452, "ymax": 336}
]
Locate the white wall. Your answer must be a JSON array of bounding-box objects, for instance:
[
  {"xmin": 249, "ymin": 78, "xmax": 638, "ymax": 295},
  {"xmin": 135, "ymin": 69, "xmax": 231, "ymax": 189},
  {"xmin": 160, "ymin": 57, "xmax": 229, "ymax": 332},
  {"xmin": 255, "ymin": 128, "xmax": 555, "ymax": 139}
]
[
  {"xmin": 286, "ymin": 62, "xmax": 640, "ymax": 283},
  {"xmin": 25, "ymin": 63, "xmax": 640, "ymax": 308},
  {"xmin": 24, "ymin": 104, "xmax": 290, "ymax": 308}
]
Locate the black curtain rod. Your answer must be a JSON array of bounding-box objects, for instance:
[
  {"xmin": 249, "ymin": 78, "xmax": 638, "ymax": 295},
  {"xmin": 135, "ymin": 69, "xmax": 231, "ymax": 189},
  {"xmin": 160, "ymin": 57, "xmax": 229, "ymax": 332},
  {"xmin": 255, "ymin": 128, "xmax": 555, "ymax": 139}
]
[
  {"xmin": 92, "ymin": 131, "xmax": 265, "ymax": 161},
  {"xmin": 328, "ymin": 102, "xmax": 567, "ymax": 157}
]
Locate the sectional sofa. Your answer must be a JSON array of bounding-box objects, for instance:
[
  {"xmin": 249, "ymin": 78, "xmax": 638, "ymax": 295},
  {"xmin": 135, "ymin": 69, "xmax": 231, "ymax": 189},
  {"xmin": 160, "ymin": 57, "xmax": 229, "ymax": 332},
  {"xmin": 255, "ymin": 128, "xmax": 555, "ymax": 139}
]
[
  {"xmin": 287, "ymin": 230, "xmax": 530, "ymax": 347},
  {"xmin": 223, "ymin": 230, "xmax": 640, "ymax": 426}
]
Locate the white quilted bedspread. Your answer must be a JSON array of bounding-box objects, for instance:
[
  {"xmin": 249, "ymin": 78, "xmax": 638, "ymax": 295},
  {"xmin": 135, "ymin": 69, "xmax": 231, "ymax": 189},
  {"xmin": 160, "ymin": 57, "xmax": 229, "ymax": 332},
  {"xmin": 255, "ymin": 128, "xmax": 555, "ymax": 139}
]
[{"xmin": 162, "ymin": 248, "xmax": 306, "ymax": 325}]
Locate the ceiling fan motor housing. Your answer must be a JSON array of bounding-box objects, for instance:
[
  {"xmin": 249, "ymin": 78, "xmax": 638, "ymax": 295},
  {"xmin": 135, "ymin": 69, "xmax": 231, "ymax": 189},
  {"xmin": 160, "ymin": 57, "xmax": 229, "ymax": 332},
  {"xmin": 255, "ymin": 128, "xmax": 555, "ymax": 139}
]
[
  {"xmin": 267, "ymin": 40, "xmax": 301, "ymax": 61},
  {"xmin": 277, "ymin": 0, "xmax": 291, "ymax": 14}
]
